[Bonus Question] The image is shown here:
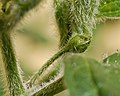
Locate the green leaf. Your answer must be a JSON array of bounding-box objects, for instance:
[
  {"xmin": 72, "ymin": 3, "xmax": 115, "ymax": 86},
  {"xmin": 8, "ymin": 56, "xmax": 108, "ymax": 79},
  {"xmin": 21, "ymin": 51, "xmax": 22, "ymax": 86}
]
[
  {"xmin": 64, "ymin": 54, "xmax": 120, "ymax": 96},
  {"xmin": 99, "ymin": 1, "xmax": 120, "ymax": 19},
  {"xmin": 64, "ymin": 55, "xmax": 99, "ymax": 96},
  {"xmin": 89, "ymin": 58, "xmax": 120, "ymax": 96},
  {"xmin": 103, "ymin": 52, "xmax": 120, "ymax": 64}
]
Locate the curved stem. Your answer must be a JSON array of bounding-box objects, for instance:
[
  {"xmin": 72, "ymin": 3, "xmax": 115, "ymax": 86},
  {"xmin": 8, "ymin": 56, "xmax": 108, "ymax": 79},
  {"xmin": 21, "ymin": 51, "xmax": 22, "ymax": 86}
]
[
  {"xmin": 34, "ymin": 63, "xmax": 61, "ymax": 86},
  {"xmin": 29, "ymin": 46, "xmax": 69, "ymax": 86},
  {"xmin": 0, "ymin": 32, "xmax": 26, "ymax": 96},
  {"xmin": 29, "ymin": 34, "xmax": 91, "ymax": 86},
  {"xmin": 0, "ymin": 0, "xmax": 46, "ymax": 95}
]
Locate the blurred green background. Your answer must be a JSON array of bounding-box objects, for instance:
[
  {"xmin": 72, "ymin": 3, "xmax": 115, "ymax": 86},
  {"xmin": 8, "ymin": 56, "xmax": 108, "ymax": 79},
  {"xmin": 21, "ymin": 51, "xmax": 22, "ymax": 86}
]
[{"xmin": 1, "ymin": 0, "xmax": 120, "ymax": 95}]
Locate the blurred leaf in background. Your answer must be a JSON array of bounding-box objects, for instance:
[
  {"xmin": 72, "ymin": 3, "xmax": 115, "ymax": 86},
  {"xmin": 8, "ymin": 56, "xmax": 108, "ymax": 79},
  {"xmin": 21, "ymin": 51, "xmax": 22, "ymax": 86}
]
[{"xmin": 17, "ymin": 27, "xmax": 49, "ymax": 44}]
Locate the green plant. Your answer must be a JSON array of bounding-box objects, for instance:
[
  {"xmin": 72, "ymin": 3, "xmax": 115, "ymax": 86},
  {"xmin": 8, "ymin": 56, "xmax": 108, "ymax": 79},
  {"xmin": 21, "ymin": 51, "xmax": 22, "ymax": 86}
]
[{"xmin": 0, "ymin": 0, "xmax": 120, "ymax": 96}]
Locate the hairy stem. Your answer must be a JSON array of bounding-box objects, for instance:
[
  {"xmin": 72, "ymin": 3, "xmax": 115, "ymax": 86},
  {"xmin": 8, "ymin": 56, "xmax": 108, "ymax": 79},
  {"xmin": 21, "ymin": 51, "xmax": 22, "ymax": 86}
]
[
  {"xmin": 34, "ymin": 63, "xmax": 61, "ymax": 86},
  {"xmin": 29, "ymin": 46, "xmax": 69, "ymax": 86},
  {"xmin": 0, "ymin": 31, "xmax": 26, "ymax": 96},
  {"xmin": 55, "ymin": 0, "xmax": 99, "ymax": 47},
  {"xmin": 0, "ymin": 0, "xmax": 42, "ymax": 32},
  {"xmin": 29, "ymin": 34, "xmax": 91, "ymax": 86},
  {"xmin": 31, "ymin": 77, "xmax": 65, "ymax": 96}
]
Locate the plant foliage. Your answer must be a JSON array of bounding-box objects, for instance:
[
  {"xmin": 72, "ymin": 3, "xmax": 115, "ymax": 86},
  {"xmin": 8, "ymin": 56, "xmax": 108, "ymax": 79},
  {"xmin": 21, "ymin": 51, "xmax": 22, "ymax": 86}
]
[
  {"xmin": 64, "ymin": 54, "xmax": 120, "ymax": 96},
  {"xmin": 0, "ymin": 0, "xmax": 120, "ymax": 96}
]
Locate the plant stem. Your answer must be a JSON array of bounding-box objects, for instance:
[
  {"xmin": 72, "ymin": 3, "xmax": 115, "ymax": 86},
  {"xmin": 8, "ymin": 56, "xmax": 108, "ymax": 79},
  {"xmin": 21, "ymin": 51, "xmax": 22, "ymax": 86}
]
[
  {"xmin": 0, "ymin": 0, "xmax": 44, "ymax": 95},
  {"xmin": 29, "ymin": 45, "xmax": 69, "ymax": 86},
  {"xmin": 55, "ymin": 0, "xmax": 99, "ymax": 47},
  {"xmin": 29, "ymin": 34, "xmax": 91, "ymax": 86},
  {"xmin": 34, "ymin": 63, "xmax": 61, "ymax": 86},
  {"xmin": 31, "ymin": 77, "xmax": 65, "ymax": 96},
  {"xmin": 0, "ymin": 31, "xmax": 26, "ymax": 96}
]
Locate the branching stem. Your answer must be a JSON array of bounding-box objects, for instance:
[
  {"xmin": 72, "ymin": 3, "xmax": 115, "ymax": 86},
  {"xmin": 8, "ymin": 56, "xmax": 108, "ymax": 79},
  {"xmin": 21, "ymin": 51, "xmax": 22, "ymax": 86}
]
[
  {"xmin": 0, "ymin": 31, "xmax": 26, "ymax": 96},
  {"xmin": 29, "ymin": 45, "xmax": 69, "ymax": 86},
  {"xmin": 31, "ymin": 77, "xmax": 65, "ymax": 96}
]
